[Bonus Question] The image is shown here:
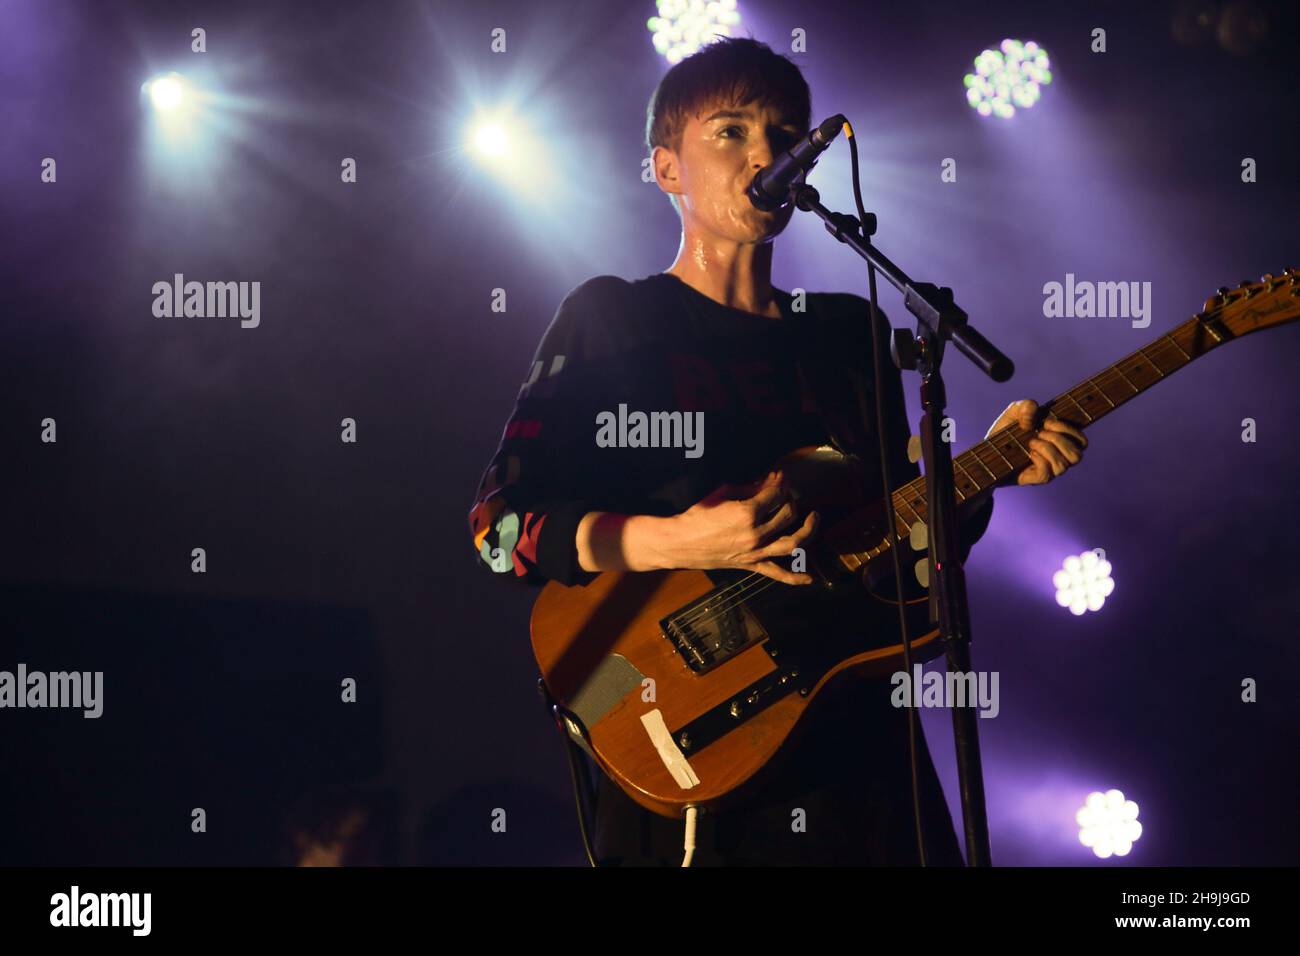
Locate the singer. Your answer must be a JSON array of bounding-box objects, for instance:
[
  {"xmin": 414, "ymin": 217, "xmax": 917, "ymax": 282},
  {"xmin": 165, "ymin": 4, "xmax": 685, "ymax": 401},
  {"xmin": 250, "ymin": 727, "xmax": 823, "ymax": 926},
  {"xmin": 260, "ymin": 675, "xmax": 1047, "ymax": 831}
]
[{"xmin": 467, "ymin": 37, "xmax": 1087, "ymax": 865}]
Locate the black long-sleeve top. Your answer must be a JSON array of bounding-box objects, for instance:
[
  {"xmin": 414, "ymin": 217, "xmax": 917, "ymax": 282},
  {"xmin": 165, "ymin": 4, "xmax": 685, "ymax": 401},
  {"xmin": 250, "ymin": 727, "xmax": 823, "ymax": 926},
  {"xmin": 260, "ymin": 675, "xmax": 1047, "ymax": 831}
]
[
  {"xmin": 469, "ymin": 271, "xmax": 993, "ymax": 584},
  {"xmin": 468, "ymin": 271, "xmax": 995, "ymax": 865}
]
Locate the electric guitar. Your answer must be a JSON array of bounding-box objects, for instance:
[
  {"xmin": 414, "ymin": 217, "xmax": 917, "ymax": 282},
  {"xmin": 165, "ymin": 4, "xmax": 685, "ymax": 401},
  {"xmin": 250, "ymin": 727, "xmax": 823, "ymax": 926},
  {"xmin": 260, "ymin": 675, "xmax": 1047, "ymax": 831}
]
[{"xmin": 530, "ymin": 272, "xmax": 1300, "ymax": 819}]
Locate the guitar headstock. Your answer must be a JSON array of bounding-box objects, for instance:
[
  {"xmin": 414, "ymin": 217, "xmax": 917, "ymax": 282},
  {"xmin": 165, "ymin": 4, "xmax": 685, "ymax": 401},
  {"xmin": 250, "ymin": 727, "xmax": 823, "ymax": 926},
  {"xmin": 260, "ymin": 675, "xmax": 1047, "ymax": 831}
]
[{"xmin": 1200, "ymin": 268, "xmax": 1300, "ymax": 337}]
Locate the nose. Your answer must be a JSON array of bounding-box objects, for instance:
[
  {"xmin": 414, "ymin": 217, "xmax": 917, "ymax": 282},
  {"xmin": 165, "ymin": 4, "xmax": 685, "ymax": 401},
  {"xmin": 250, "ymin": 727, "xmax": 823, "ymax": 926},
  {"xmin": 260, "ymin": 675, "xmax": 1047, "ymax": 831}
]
[{"xmin": 750, "ymin": 134, "xmax": 778, "ymax": 171}]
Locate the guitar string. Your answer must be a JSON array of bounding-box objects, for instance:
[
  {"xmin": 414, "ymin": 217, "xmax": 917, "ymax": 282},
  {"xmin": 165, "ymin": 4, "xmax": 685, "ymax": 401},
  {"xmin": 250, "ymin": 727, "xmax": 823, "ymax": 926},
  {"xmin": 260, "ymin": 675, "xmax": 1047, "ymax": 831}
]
[
  {"xmin": 673, "ymin": 409, "xmax": 1079, "ymax": 627},
  {"xmin": 673, "ymin": 426, "xmax": 1034, "ymax": 631},
  {"xmin": 684, "ymin": 299, "xmax": 1286, "ymax": 630},
  {"xmin": 671, "ymin": 328, "xmax": 1209, "ymax": 633},
  {"xmin": 676, "ymin": 414, "xmax": 1089, "ymax": 629},
  {"xmin": 673, "ymin": 418, "xmax": 1044, "ymax": 628}
]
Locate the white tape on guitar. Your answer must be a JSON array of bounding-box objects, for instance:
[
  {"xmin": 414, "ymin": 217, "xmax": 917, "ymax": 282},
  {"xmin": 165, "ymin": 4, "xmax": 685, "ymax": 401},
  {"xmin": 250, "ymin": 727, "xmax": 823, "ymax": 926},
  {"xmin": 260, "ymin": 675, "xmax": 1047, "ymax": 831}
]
[{"xmin": 640, "ymin": 709, "xmax": 700, "ymax": 789}]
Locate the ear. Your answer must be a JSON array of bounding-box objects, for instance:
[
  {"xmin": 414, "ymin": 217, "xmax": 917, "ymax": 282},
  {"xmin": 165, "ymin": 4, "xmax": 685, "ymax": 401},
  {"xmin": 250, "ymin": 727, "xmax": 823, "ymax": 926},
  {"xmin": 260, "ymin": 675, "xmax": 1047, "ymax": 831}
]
[{"xmin": 651, "ymin": 144, "xmax": 683, "ymax": 200}]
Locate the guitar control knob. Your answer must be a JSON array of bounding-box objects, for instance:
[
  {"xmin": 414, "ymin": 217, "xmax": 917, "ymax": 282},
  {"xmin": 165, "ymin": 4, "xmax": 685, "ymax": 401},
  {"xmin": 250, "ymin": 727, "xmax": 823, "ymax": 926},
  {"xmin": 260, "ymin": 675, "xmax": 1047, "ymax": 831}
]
[{"xmin": 729, "ymin": 701, "xmax": 743, "ymax": 718}]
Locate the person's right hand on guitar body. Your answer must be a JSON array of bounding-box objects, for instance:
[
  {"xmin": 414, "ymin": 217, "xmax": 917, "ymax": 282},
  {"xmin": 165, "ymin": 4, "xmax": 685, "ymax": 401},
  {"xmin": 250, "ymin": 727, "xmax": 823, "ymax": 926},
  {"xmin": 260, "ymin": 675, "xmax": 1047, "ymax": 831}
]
[
  {"xmin": 575, "ymin": 397, "xmax": 1087, "ymax": 587},
  {"xmin": 575, "ymin": 469, "xmax": 818, "ymax": 585}
]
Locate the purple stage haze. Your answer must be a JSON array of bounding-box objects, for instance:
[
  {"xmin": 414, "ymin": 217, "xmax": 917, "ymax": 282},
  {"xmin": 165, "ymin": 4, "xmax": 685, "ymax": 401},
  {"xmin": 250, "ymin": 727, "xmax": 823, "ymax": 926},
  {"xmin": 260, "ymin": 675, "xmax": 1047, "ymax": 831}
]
[{"xmin": 1, "ymin": 0, "xmax": 1297, "ymax": 867}]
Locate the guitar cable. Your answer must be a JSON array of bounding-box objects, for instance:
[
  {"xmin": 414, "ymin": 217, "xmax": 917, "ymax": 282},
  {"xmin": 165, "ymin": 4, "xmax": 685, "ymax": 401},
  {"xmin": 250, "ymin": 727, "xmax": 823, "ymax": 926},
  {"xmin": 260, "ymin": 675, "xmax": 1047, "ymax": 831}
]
[
  {"xmin": 552, "ymin": 698, "xmax": 698, "ymax": 867},
  {"xmin": 539, "ymin": 679, "xmax": 601, "ymax": 867},
  {"xmin": 844, "ymin": 120, "xmax": 932, "ymax": 867},
  {"xmin": 681, "ymin": 806, "xmax": 699, "ymax": 867}
]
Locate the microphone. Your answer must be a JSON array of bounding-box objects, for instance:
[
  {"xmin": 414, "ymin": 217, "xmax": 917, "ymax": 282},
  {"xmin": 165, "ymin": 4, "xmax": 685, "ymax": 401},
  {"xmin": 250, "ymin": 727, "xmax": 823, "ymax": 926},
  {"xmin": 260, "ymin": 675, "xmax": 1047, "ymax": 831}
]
[{"xmin": 746, "ymin": 113, "xmax": 846, "ymax": 212}]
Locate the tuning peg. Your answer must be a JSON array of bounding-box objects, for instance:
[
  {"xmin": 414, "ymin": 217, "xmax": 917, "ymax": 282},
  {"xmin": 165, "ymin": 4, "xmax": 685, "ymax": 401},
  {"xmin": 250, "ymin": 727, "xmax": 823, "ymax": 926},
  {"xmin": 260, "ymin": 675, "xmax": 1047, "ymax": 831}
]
[{"xmin": 1260, "ymin": 273, "xmax": 1274, "ymax": 282}]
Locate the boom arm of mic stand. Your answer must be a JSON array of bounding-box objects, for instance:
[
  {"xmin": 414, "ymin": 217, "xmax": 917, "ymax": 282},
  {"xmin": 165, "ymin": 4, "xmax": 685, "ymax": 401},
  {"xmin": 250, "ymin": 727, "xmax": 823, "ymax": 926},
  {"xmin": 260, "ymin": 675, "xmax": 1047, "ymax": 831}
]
[{"xmin": 793, "ymin": 185, "xmax": 1014, "ymax": 382}]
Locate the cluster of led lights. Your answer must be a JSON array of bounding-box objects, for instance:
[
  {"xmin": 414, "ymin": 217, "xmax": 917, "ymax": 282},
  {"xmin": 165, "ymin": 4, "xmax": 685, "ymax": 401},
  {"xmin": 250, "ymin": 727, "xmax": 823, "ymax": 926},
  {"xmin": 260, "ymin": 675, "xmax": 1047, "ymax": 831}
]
[
  {"xmin": 963, "ymin": 39, "xmax": 1052, "ymax": 118},
  {"xmin": 1054, "ymin": 550, "xmax": 1114, "ymax": 615},
  {"xmin": 1077, "ymin": 789, "xmax": 1143, "ymax": 858},
  {"xmin": 647, "ymin": 0, "xmax": 742, "ymax": 65}
]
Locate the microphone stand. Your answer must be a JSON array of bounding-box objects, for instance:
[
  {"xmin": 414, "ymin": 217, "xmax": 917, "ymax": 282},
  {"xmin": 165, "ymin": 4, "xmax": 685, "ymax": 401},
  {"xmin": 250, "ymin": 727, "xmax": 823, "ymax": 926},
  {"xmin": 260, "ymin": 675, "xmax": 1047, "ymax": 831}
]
[{"xmin": 791, "ymin": 183, "xmax": 1013, "ymax": 867}]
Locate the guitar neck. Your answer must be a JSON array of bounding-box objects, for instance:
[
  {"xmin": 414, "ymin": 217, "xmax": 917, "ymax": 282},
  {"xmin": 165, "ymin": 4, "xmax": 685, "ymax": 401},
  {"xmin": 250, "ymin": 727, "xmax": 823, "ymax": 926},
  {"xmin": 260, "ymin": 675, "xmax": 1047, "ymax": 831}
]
[{"xmin": 838, "ymin": 312, "xmax": 1236, "ymax": 571}]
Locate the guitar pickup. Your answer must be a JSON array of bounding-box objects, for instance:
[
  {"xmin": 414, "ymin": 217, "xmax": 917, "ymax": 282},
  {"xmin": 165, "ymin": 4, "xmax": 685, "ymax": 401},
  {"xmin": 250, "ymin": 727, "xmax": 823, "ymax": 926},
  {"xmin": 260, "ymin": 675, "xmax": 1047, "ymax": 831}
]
[{"xmin": 661, "ymin": 587, "xmax": 769, "ymax": 674}]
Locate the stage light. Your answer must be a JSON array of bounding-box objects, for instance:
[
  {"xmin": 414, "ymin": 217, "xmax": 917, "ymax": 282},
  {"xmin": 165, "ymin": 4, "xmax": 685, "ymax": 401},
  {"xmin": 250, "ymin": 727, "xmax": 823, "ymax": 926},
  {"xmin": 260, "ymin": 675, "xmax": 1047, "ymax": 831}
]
[
  {"xmin": 150, "ymin": 76, "xmax": 184, "ymax": 112},
  {"xmin": 1076, "ymin": 789, "xmax": 1142, "ymax": 859},
  {"xmin": 647, "ymin": 0, "xmax": 743, "ymax": 65},
  {"xmin": 1053, "ymin": 550, "xmax": 1113, "ymax": 615},
  {"xmin": 136, "ymin": 67, "xmax": 233, "ymax": 191},
  {"xmin": 144, "ymin": 72, "xmax": 188, "ymax": 113},
  {"xmin": 473, "ymin": 122, "xmax": 509, "ymax": 158},
  {"xmin": 963, "ymin": 39, "xmax": 1053, "ymax": 119},
  {"xmin": 139, "ymin": 70, "xmax": 208, "ymax": 143},
  {"xmin": 463, "ymin": 110, "xmax": 550, "ymax": 198},
  {"xmin": 467, "ymin": 114, "xmax": 520, "ymax": 170}
]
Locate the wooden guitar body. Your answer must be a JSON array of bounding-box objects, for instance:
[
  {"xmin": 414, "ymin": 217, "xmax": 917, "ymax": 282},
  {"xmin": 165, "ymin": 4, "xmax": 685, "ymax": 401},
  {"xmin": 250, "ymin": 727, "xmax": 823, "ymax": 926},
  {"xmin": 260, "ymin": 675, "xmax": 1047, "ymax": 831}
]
[
  {"xmin": 530, "ymin": 271, "xmax": 1300, "ymax": 819},
  {"xmin": 530, "ymin": 446, "xmax": 939, "ymax": 819}
]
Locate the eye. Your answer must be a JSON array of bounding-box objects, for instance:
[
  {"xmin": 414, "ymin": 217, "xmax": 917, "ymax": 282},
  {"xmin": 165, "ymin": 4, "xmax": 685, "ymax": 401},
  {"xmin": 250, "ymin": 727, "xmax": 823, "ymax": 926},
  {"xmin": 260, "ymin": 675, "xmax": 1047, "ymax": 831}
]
[{"xmin": 719, "ymin": 125, "xmax": 744, "ymax": 139}]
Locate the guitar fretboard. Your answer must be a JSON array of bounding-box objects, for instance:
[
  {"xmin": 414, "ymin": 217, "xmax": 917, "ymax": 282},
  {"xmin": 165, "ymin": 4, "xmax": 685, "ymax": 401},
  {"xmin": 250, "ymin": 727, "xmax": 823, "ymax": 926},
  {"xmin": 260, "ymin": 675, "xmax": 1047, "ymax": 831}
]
[{"xmin": 837, "ymin": 312, "xmax": 1235, "ymax": 573}]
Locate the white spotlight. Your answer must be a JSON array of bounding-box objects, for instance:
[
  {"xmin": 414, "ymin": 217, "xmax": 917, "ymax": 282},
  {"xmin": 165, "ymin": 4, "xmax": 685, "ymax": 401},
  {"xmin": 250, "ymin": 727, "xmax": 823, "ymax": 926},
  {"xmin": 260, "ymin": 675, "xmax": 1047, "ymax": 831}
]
[
  {"xmin": 473, "ymin": 123, "xmax": 509, "ymax": 158},
  {"xmin": 464, "ymin": 110, "xmax": 547, "ymax": 196},
  {"xmin": 648, "ymin": 0, "xmax": 743, "ymax": 64},
  {"xmin": 146, "ymin": 72, "xmax": 187, "ymax": 113},
  {"xmin": 1076, "ymin": 789, "xmax": 1143, "ymax": 859},
  {"xmin": 1054, "ymin": 549, "xmax": 1114, "ymax": 615}
]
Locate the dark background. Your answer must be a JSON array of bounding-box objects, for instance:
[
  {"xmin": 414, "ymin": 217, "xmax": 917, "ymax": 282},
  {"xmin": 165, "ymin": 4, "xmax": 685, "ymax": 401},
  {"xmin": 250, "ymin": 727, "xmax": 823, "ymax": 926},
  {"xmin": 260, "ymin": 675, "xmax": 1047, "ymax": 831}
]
[{"xmin": 1, "ymin": 0, "xmax": 1296, "ymax": 865}]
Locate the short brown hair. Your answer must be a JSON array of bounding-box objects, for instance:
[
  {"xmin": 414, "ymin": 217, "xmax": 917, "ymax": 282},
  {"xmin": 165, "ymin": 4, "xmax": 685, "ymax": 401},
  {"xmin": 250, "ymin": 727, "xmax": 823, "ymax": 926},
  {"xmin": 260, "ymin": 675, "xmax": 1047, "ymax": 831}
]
[{"xmin": 645, "ymin": 36, "xmax": 812, "ymax": 157}]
